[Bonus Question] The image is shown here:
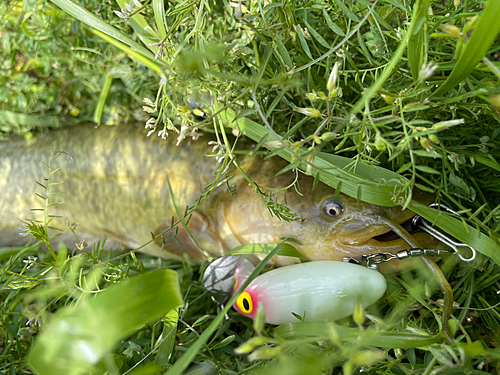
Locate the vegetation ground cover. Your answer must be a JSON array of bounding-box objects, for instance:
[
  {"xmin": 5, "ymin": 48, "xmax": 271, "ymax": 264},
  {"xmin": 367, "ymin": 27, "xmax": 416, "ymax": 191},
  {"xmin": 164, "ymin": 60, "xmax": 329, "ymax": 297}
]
[{"xmin": 1, "ymin": 0, "xmax": 500, "ymax": 374}]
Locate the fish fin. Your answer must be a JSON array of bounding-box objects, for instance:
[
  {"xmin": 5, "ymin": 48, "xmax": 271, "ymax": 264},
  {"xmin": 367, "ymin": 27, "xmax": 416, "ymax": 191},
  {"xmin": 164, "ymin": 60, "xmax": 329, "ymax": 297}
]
[{"xmin": 153, "ymin": 210, "xmax": 214, "ymax": 263}]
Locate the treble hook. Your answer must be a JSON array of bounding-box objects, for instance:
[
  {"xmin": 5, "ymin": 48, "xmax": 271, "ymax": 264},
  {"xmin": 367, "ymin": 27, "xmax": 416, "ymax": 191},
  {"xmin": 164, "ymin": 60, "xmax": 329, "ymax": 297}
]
[{"xmin": 411, "ymin": 203, "xmax": 477, "ymax": 262}]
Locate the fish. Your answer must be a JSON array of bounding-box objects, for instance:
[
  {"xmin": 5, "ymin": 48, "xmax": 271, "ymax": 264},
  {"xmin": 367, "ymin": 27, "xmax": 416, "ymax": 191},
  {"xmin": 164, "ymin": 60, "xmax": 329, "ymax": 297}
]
[{"xmin": 0, "ymin": 125, "xmax": 436, "ymax": 268}]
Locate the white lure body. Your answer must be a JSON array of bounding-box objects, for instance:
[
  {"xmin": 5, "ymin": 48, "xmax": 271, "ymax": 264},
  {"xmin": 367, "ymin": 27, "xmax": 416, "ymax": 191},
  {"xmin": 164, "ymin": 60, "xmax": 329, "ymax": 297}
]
[{"xmin": 233, "ymin": 261, "xmax": 387, "ymax": 325}]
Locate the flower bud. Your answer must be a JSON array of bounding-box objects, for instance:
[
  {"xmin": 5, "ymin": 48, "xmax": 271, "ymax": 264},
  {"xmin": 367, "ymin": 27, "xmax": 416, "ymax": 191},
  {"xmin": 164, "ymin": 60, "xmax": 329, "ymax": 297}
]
[
  {"xmin": 428, "ymin": 134, "xmax": 439, "ymax": 144},
  {"xmin": 374, "ymin": 133, "xmax": 385, "ymax": 151},
  {"xmin": 431, "ymin": 118, "xmax": 464, "ymax": 131},
  {"xmin": 352, "ymin": 350, "xmax": 385, "ymax": 365},
  {"xmin": 248, "ymin": 345, "xmax": 282, "ymax": 361},
  {"xmin": 327, "ymin": 323, "xmax": 340, "ymax": 345},
  {"xmin": 294, "ymin": 107, "xmax": 321, "ymax": 117},
  {"xmin": 439, "ymin": 23, "xmax": 461, "ymax": 37},
  {"xmin": 419, "ymin": 137, "xmax": 435, "ymax": 152},
  {"xmin": 253, "ymin": 303, "xmax": 265, "ymax": 333},
  {"xmin": 306, "ymin": 92, "xmax": 319, "ymax": 101},
  {"xmin": 327, "ymin": 61, "xmax": 341, "ymax": 93},
  {"xmin": 353, "ymin": 296, "xmax": 365, "ymax": 326},
  {"xmin": 380, "ymin": 94, "xmax": 394, "ymax": 105}
]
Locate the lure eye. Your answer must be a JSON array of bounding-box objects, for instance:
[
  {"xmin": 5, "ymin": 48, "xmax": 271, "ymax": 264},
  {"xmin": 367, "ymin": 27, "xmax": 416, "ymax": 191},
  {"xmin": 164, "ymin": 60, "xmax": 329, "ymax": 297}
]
[
  {"xmin": 323, "ymin": 199, "xmax": 343, "ymax": 218},
  {"xmin": 236, "ymin": 292, "xmax": 253, "ymax": 314}
]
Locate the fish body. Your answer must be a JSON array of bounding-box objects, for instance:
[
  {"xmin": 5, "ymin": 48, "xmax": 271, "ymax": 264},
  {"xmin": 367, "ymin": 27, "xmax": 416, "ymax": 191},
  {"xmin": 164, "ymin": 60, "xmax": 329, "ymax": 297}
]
[{"xmin": 0, "ymin": 125, "xmax": 433, "ymax": 266}]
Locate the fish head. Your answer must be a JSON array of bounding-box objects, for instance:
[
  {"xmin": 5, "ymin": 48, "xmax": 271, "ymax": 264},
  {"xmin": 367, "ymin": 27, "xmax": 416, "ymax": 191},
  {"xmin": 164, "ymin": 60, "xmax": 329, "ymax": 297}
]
[{"xmin": 214, "ymin": 155, "xmax": 437, "ymax": 268}]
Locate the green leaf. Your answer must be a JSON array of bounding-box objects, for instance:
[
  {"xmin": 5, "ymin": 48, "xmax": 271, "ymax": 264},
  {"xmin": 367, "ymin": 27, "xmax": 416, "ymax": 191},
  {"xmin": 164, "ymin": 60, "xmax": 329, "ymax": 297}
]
[
  {"xmin": 415, "ymin": 165, "xmax": 440, "ymax": 174},
  {"xmin": 431, "ymin": 0, "xmax": 500, "ymax": 97},
  {"xmin": 28, "ymin": 270, "xmax": 183, "ymax": 375},
  {"xmin": 274, "ymin": 322, "xmax": 441, "ymax": 348},
  {"xmin": 334, "ymin": 0, "xmax": 360, "ymax": 22},
  {"xmin": 296, "ymin": 26, "xmax": 312, "ymax": 60},
  {"xmin": 322, "ymin": 8, "xmax": 344, "ymax": 36},
  {"xmin": 303, "ymin": 20, "xmax": 330, "ymax": 49},
  {"xmin": 155, "ymin": 309, "xmax": 178, "ymax": 366},
  {"xmin": 275, "ymin": 38, "xmax": 294, "ymax": 70}
]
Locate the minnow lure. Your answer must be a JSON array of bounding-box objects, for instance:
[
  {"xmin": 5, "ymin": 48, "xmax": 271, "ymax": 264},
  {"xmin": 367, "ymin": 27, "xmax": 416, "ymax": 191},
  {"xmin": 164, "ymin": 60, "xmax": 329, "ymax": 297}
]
[{"xmin": 203, "ymin": 256, "xmax": 386, "ymax": 324}]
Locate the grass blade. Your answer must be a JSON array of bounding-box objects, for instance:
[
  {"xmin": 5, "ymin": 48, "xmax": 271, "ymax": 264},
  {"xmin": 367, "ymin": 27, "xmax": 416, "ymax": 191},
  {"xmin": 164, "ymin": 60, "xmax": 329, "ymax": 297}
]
[
  {"xmin": 274, "ymin": 322, "xmax": 441, "ymax": 348},
  {"xmin": 229, "ymin": 243, "xmax": 308, "ymax": 261},
  {"xmin": 407, "ymin": 0, "xmax": 427, "ymax": 81},
  {"xmin": 93, "ymin": 74, "xmax": 113, "ymax": 125},
  {"xmin": 153, "ymin": 0, "xmax": 168, "ymax": 39},
  {"xmin": 91, "ymin": 29, "xmax": 164, "ymax": 74},
  {"xmin": 51, "ymin": 0, "xmax": 155, "ymax": 60}
]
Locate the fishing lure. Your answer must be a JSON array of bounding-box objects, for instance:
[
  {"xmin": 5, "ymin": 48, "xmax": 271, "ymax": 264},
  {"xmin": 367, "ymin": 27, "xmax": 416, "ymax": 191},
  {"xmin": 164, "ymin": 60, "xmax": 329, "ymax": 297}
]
[{"xmin": 203, "ymin": 257, "xmax": 387, "ymax": 324}]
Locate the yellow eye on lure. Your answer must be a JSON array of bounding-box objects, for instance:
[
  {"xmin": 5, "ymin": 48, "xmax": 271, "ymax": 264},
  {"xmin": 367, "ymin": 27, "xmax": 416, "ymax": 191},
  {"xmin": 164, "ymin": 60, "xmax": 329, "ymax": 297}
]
[{"xmin": 232, "ymin": 261, "xmax": 387, "ymax": 324}]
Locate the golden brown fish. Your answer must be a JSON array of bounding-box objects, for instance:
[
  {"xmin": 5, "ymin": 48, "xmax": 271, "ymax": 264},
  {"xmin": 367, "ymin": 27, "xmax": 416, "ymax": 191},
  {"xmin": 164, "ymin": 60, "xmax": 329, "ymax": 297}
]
[{"xmin": 0, "ymin": 125, "xmax": 435, "ymax": 267}]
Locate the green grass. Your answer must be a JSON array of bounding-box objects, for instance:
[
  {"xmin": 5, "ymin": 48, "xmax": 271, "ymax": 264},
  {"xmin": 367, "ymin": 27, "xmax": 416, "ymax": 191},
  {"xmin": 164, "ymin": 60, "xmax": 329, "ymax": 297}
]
[{"xmin": 1, "ymin": 0, "xmax": 500, "ymax": 374}]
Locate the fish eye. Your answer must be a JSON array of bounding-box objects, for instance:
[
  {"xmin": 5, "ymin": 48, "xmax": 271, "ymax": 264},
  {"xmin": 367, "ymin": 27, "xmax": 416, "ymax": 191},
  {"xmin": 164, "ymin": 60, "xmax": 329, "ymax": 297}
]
[
  {"xmin": 323, "ymin": 199, "xmax": 343, "ymax": 218},
  {"xmin": 236, "ymin": 292, "xmax": 253, "ymax": 314}
]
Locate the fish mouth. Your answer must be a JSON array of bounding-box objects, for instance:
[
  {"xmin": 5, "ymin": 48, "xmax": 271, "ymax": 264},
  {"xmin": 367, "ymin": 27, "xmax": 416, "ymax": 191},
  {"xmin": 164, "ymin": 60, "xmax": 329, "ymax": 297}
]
[
  {"xmin": 336, "ymin": 217, "xmax": 436, "ymax": 251},
  {"xmin": 371, "ymin": 218, "xmax": 415, "ymax": 242}
]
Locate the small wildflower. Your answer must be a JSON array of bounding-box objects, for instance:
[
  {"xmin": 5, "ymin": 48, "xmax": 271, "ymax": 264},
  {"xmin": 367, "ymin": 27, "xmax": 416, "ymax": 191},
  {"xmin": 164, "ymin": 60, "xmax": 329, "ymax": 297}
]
[
  {"xmin": 419, "ymin": 62, "xmax": 439, "ymax": 81},
  {"xmin": 147, "ymin": 129, "xmax": 155, "ymax": 137},
  {"xmin": 192, "ymin": 108, "xmax": 204, "ymax": 117},
  {"xmin": 235, "ymin": 337, "xmax": 268, "ymax": 355},
  {"xmin": 113, "ymin": 9, "xmax": 129, "ymax": 20},
  {"xmin": 395, "ymin": 27, "xmax": 402, "ymax": 40},
  {"xmin": 145, "ymin": 118, "xmax": 156, "ymax": 128},
  {"xmin": 176, "ymin": 125, "xmax": 189, "ymax": 146},
  {"xmin": 263, "ymin": 140, "xmax": 291, "ymax": 149},
  {"xmin": 143, "ymin": 106, "xmax": 156, "ymax": 113},
  {"xmin": 293, "ymin": 107, "xmax": 321, "ymax": 118},
  {"xmin": 305, "ymin": 150, "xmax": 315, "ymax": 174},
  {"xmin": 374, "ymin": 133, "xmax": 386, "ymax": 151},
  {"xmin": 23, "ymin": 256, "xmax": 38, "ymax": 270},
  {"xmin": 380, "ymin": 93, "xmax": 395, "ymax": 104},
  {"xmin": 320, "ymin": 132, "xmax": 336, "ymax": 142},
  {"xmin": 158, "ymin": 128, "xmax": 167, "ymax": 140},
  {"xmin": 75, "ymin": 240, "xmax": 88, "ymax": 251},
  {"xmin": 143, "ymin": 98, "xmax": 154, "ymax": 106}
]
